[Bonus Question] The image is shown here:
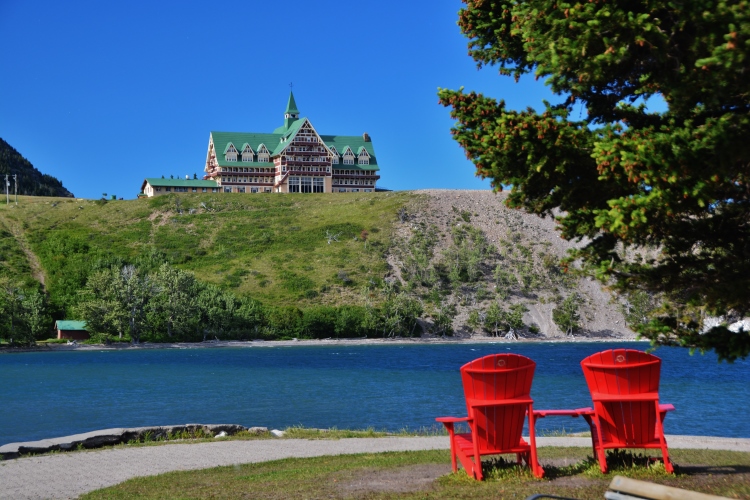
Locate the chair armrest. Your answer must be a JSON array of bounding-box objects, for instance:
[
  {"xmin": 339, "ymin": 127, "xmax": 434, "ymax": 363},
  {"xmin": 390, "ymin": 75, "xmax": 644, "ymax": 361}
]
[
  {"xmin": 591, "ymin": 392, "xmax": 660, "ymax": 402},
  {"xmin": 435, "ymin": 416, "xmax": 470, "ymax": 423},
  {"xmin": 533, "ymin": 409, "xmax": 588, "ymax": 419},
  {"xmin": 467, "ymin": 397, "xmax": 533, "ymax": 409},
  {"xmin": 659, "ymin": 403, "xmax": 675, "ymax": 413}
]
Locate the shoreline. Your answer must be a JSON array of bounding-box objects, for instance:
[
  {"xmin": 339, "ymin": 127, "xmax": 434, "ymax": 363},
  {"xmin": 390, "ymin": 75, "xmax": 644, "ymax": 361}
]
[{"xmin": 1, "ymin": 334, "xmax": 646, "ymax": 353}]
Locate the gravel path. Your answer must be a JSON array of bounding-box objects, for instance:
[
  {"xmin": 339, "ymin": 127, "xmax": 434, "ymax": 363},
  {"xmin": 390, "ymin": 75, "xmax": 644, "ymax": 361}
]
[{"xmin": 2, "ymin": 435, "xmax": 750, "ymax": 499}]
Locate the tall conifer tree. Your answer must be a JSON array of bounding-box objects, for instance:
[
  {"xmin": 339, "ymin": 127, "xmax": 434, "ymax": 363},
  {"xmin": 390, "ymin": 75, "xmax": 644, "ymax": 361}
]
[{"xmin": 440, "ymin": 0, "xmax": 750, "ymax": 360}]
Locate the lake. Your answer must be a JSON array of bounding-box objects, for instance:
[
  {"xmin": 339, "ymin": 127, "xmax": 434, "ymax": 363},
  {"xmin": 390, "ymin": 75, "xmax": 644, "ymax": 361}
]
[{"xmin": 1, "ymin": 341, "xmax": 748, "ymax": 445}]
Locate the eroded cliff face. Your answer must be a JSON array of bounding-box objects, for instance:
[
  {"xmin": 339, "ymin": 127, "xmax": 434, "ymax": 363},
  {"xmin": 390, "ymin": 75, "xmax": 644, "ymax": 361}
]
[{"xmin": 389, "ymin": 190, "xmax": 634, "ymax": 340}]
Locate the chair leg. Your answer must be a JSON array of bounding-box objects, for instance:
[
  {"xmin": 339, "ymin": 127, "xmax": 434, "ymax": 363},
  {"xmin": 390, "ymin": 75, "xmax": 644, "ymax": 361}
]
[
  {"xmin": 527, "ymin": 403, "xmax": 545, "ymax": 478},
  {"xmin": 441, "ymin": 422, "xmax": 458, "ymax": 473},
  {"xmin": 473, "ymin": 445, "xmax": 483, "ymax": 480},
  {"xmin": 654, "ymin": 402, "xmax": 674, "ymax": 474},
  {"xmin": 597, "ymin": 446, "xmax": 609, "ymax": 474},
  {"xmin": 586, "ymin": 414, "xmax": 608, "ymax": 473}
]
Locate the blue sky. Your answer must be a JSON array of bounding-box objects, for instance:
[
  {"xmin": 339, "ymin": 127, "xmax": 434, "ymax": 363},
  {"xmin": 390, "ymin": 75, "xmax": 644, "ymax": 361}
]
[{"xmin": 0, "ymin": 0, "xmax": 562, "ymax": 199}]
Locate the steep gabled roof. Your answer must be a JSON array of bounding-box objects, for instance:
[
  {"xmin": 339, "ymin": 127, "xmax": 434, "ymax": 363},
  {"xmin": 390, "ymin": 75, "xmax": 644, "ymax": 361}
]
[
  {"xmin": 210, "ymin": 132, "xmax": 282, "ymax": 167},
  {"xmin": 285, "ymin": 90, "xmax": 300, "ymax": 115},
  {"xmin": 322, "ymin": 134, "xmax": 380, "ymax": 171},
  {"xmin": 209, "ymin": 127, "xmax": 380, "ymax": 171}
]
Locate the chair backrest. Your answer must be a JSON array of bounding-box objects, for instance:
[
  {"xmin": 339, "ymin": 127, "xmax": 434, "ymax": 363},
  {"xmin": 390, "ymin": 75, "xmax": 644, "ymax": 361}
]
[
  {"xmin": 581, "ymin": 349, "xmax": 661, "ymax": 397},
  {"xmin": 460, "ymin": 354, "xmax": 536, "ymax": 452},
  {"xmin": 581, "ymin": 349, "xmax": 663, "ymax": 446}
]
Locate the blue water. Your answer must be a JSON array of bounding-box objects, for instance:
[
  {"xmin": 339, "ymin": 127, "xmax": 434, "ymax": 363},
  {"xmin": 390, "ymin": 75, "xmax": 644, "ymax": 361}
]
[{"xmin": 1, "ymin": 342, "xmax": 748, "ymax": 445}]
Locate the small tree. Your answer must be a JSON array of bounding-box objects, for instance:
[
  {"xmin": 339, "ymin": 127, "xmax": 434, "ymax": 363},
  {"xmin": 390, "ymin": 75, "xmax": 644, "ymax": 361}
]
[
  {"xmin": 483, "ymin": 303, "xmax": 504, "ymax": 337},
  {"xmin": 22, "ymin": 288, "xmax": 49, "ymax": 342},
  {"xmin": 553, "ymin": 294, "xmax": 581, "ymax": 337},
  {"xmin": 430, "ymin": 301, "xmax": 456, "ymax": 337},
  {"xmin": 505, "ymin": 303, "xmax": 528, "ymax": 339}
]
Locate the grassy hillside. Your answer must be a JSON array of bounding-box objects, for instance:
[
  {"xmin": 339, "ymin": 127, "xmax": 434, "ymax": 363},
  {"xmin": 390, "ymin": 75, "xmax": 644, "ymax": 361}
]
[
  {"xmin": 0, "ymin": 192, "xmax": 410, "ymax": 316},
  {"xmin": 1, "ymin": 190, "xmax": 639, "ymax": 343}
]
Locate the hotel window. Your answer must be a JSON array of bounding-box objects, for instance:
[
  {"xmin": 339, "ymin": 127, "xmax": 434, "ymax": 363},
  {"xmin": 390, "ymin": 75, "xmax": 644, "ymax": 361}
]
[
  {"xmin": 224, "ymin": 186, "xmax": 232, "ymax": 193},
  {"xmin": 251, "ymin": 187, "xmax": 259, "ymax": 193},
  {"xmin": 237, "ymin": 187, "xmax": 245, "ymax": 193},
  {"xmin": 264, "ymin": 188, "xmax": 271, "ymax": 192},
  {"xmin": 202, "ymin": 188, "xmax": 207, "ymax": 192},
  {"xmin": 364, "ymin": 189, "xmax": 372, "ymax": 192},
  {"xmin": 313, "ymin": 177, "xmax": 324, "ymax": 193}
]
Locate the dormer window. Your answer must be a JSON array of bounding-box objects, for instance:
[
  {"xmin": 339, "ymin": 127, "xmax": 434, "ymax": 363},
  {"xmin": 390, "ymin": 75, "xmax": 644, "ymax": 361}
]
[
  {"xmin": 257, "ymin": 144, "xmax": 270, "ymax": 163},
  {"xmin": 357, "ymin": 147, "xmax": 370, "ymax": 165},
  {"xmin": 224, "ymin": 143, "xmax": 238, "ymax": 162},
  {"xmin": 342, "ymin": 146, "xmax": 355, "ymax": 165},
  {"xmin": 241, "ymin": 144, "xmax": 254, "ymax": 162}
]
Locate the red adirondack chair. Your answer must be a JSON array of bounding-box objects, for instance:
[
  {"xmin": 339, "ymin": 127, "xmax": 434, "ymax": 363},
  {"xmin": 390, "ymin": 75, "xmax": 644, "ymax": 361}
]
[
  {"xmin": 579, "ymin": 349, "xmax": 675, "ymax": 473},
  {"xmin": 436, "ymin": 353, "xmax": 544, "ymax": 480}
]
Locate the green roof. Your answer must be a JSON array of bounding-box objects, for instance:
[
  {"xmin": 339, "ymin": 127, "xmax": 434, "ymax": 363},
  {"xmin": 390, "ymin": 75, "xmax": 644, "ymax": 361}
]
[
  {"xmin": 143, "ymin": 178, "xmax": 218, "ymax": 188},
  {"xmin": 55, "ymin": 320, "xmax": 87, "ymax": 331},
  {"xmin": 210, "ymin": 126, "xmax": 379, "ymax": 171}
]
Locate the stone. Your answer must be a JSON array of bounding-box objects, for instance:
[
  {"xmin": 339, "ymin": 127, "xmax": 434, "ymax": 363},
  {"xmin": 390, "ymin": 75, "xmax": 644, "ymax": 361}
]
[{"xmin": 0, "ymin": 423, "xmax": 253, "ymax": 460}]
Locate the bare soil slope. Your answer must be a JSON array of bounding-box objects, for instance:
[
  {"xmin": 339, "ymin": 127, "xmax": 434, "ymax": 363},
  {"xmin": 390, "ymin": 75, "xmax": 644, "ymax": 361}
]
[{"xmin": 393, "ymin": 190, "xmax": 634, "ymax": 341}]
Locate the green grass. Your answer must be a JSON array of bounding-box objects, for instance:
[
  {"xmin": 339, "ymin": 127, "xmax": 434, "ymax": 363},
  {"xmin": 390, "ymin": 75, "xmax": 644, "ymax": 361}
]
[
  {"xmin": 0, "ymin": 193, "xmax": 412, "ymax": 313},
  {"xmin": 0, "ymin": 210, "xmax": 37, "ymax": 288},
  {"xmin": 81, "ymin": 448, "xmax": 750, "ymax": 499}
]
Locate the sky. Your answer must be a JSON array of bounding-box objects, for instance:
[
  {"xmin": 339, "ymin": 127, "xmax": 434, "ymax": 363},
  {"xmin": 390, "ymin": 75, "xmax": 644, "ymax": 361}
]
[{"xmin": 0, "ymin": 0, "xmax": 565, "ymax": 200}]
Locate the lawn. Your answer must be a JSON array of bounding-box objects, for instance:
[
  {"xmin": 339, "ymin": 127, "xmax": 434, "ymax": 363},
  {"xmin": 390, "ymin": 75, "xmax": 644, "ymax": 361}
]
[{"xmin": 82, "ymin": 447, "xmax": 750, "ymax": 499}]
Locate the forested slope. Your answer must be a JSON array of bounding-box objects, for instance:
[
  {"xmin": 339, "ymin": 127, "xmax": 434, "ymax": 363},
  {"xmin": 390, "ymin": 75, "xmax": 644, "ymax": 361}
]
[{"xmin": 0, "ymin": 138, "xmax": 73, "ymax": 198}]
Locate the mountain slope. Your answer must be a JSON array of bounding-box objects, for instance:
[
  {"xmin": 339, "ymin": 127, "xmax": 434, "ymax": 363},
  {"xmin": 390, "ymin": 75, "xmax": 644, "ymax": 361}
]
[
  {"xmin": 394, "ymin": 190, "xmax": 633, "ymax": 339},
  {"xmin": 0, "ymin": 138, "xmax": 73, "ymax": 198}
]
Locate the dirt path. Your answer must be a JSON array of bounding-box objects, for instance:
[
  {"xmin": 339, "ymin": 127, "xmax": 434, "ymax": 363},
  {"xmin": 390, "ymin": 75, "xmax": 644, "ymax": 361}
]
[{"xmin": 0, "ymin": 214, "xmax": 46, "ymax": 289}]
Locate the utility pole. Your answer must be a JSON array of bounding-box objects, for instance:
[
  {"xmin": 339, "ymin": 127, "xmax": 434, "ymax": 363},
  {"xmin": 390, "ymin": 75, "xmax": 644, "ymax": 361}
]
[
  {"xmin": 4, "ymin": 175, "xmax": 8, "ymax": 204},
  {"xmin": 13, "ymin": 174, "xmax": 17, "ymax": 204}
]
